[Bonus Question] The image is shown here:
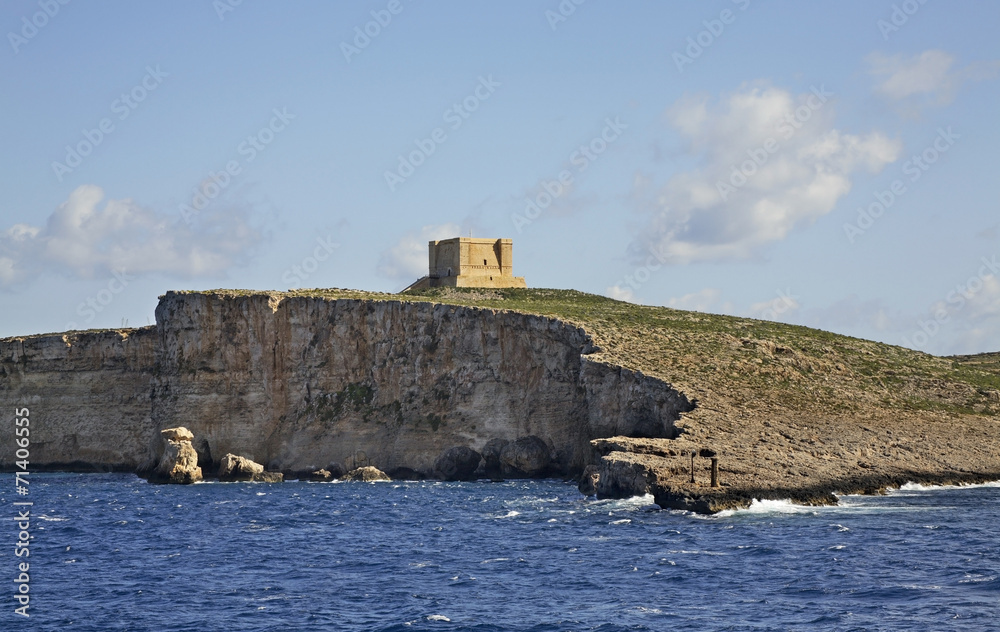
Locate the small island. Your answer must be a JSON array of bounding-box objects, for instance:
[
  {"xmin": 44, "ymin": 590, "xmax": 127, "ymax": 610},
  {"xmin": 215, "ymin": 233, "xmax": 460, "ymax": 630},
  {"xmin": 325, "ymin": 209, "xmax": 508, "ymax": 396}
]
[{"xmin": 2, "ymin": 239, "xmax": 999, "ymax": 513}]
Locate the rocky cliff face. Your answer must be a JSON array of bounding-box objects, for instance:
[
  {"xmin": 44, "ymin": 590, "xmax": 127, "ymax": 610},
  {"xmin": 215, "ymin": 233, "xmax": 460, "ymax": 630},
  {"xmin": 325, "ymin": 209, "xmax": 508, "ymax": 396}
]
[
  {"xmin": 1, "ymin": 291, "xmax": 693, "ymax": 475},
  {"xmin": 0, "ymin": 328, "xmax": 156, "ymax": 470}
]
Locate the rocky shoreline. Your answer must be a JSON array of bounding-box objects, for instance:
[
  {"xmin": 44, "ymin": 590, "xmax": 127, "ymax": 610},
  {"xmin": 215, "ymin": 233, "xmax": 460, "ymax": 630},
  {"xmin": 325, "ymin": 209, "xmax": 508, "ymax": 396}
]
[
  {"xmin": 588, "ymin": 407, "xmax": 1000, "ymax": 513},
  {"xmin": 138, "ymin": 423, "xmax": 1000, "ymax": 515}
]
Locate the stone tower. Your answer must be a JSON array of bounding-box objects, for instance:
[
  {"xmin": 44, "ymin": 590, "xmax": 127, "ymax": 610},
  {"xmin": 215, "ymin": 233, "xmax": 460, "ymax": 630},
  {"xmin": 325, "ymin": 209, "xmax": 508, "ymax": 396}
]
[{"xmin": 405, "ymin": 237, "xmax": 527, "ymax": 290}]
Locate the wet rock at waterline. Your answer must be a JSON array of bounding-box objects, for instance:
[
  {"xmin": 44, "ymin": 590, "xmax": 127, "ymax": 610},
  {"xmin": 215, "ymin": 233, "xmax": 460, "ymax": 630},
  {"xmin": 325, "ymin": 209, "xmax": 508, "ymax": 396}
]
[
  {"xmin": 500, "ymin": 435, "xmax": 552, "ymax": 477},
  {"xmin": 217, "ymin": 453, "xmax": 283, "ymax": 483},
  {"xmin": 340, "ymin": 466, "xmax": 391, "ymax": 482},
  {"xmin": 434, "ymin": 446, "xmax": 482, "ymax": 481},
  {"xmin": 578, "ymin": 464, "xmax": 600, "ymax": 496}
]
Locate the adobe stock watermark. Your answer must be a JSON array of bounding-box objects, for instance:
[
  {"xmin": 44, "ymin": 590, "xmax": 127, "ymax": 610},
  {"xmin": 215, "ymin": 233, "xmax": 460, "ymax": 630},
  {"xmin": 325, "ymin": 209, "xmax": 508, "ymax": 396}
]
[
  {"xmin": 545, "ymin": 0, "xmax": 586, "ymax": 31},
  {"xmin": 51, "ymin": 65, "xmax": 169, "ymax": 182},
  {"xmin": 901, "ymin": 255, "xmax": 999, "ymax": 350},
  {"xmin": 843, "ymin": 126, "xmax": 958, "ymax": 243},
  {"xmin": 608, "ymin": 241, "xmax": 678, "ymax": 297},
  {"xmin": 384, "ymin": 75, "xmax": 500, "ymax": 192},
  {"xmin": 716, "ymin": 85, "xmax": 832, "ymax": 201},
  {"xmin": 282, "ymin": 235, "xmax": 340, "ymax": 288},
  {"xmin": 12, "ymin": 405, "xmax": 33, "ymax": 618},
  {"xmin": 179, "ymin": 107, "xmax": 295, "ymax": 225},
  {"xmin": 341, "ymin": 0, "xmax": 410, "ymax": 63},
  {"xmin": 64, "ymin": 269, "xmax": 134, "ymax": 331},
  {"xmin": 7, "ymin": 0, "xmax": 71, "ymax": 55},
  {"xmin": 755, "ymin": 288, "xmax": 799, "ymax": 321},
  {"xmin": 878, "ymin": 0, "xmax": 930, "ymax": 41},
  {"xmin": 673, "ymin": 0, "xmax": 751, "ymax": 73},
  {"xmin": 510, "ymin": 116, "xmax": 627, "ymax": 233},
  {"xmin": 213, "ymin": 0, "xmax": 243, "ymax": 21}
]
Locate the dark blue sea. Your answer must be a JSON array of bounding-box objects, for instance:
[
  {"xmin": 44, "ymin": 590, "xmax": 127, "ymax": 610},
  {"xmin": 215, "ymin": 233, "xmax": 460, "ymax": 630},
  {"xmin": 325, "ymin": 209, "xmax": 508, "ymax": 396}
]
[{"xmin": 3, "ymin": 474, "xmax": 999, "ymax": 631}]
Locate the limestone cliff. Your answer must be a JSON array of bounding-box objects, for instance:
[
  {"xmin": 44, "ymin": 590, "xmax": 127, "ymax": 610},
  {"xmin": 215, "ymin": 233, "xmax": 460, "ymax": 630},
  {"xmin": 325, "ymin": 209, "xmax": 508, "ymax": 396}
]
[
  {"xmin": 0, "ymin": 328, "xmax": 156, "ymax": 470},
  {"xmin": 148, "ymin": 291, "xmax": 693, "ymax": 475},
  {"xmin": 0, "ymin": 291, "xmax": 693, "ymax": 475}
]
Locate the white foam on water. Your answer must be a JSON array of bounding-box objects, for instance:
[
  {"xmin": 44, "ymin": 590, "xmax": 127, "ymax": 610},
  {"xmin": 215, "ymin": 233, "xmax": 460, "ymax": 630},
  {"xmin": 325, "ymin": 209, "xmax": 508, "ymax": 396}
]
[
  {"xmin": 898, "ymin": 480, "xmax": 1000, "ymax": 492},
  {"xmin": 427, "ymin": 614, "xmax": 451, "ymax": 622},
  {"xmin": 959, "ymin": 573, "xmax": 997, "ymax": 584},
  {"xmin": 610, "ymin": 518, "xmax": 631, "ymax": 525},
  {"xmin": 897, "ymin": 583, "xmax": 942, "ymax": 590},
  {"xmin": 590, "ymin": 493, "xmax": 656, "ymax": 512},
  {"xmin": 711, "ymin": 498, "xmax": 821, "ymax": 518},
  {"xmin": 37, "ymin": 514, "xmax": 68, "ymax": 522},
  {"xmin": 631, "ymin": 606, "xmax": 665, "ymax": 615},
  {"xmin": 668, "ymin": 549, "xmax": 728, "ymax": 556}
]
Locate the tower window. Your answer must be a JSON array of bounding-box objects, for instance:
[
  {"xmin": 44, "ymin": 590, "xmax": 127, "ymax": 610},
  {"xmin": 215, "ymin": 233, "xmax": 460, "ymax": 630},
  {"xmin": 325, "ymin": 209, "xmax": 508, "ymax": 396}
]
[{"xmin": 484, "ymin": 259, "xmax": 487, "ymax": 266}]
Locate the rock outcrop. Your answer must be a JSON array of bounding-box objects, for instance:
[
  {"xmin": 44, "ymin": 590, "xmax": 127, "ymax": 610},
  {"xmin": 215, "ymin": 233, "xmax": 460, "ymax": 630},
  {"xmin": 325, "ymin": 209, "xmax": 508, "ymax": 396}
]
[
  {"xmin": 578, "ymin": 464, "xmax": 600, "ymax": 496},
  {"xmin": 340, "ymin": 466, "xmax": 391, "ymax": 482},
  {"xmin": 434, "ymin": 446, "xmax": 482, "ymax": 481},
  {"xmin": 151, "ymin": 427, "xmax": 202, "ymax": 484},
  {"xmin": 480, "ymin": 438, "xmax": 508, "ymax": 480},
  {"xmin": 217, "ymin": 453, "xmax": 283, "ymax": 482},
  {"xmin": 308, "ymin": 469, "xmax": 334, "ymax": 481},
  {"xmin": 499, "ymin": 435, "xmax": 552, "ymax": 477}
]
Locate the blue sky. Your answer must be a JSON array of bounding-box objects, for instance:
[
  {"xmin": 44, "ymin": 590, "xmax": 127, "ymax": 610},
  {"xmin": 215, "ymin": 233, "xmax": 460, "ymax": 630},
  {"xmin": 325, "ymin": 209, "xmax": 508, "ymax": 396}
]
[{"xmin": 1, "ymin": 0, "xmax": 998, "ymax": 355}]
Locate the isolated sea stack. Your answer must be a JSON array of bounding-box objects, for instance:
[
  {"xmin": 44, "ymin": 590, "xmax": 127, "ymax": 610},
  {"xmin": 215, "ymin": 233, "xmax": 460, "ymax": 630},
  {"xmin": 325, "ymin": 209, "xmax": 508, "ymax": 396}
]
[{"xmin": 151, "ymin": 427, "xmax": 203, "ymax": 484}]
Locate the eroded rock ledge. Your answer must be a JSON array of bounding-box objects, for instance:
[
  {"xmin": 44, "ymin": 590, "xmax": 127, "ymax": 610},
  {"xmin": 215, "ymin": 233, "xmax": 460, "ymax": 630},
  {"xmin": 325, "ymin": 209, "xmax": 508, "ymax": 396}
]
[{"xmin": 590, "ymin": 428, "xmax": 1000, "ymax": 514}]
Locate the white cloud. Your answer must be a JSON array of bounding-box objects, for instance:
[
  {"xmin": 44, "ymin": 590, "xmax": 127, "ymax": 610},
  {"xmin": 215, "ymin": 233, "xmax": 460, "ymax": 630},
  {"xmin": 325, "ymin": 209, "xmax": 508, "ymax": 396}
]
[
  {"xmin": 868, "ymin": 49, "xmax": 1000, "ymax": 107},
  {"xmin": 0, "ymin": 185, "xmax": 262, "ymax": 287},
  {"xmin": 634, "ymin": 85, "xmax": 900, "ymax": 265},
  {"xmin": 377, "ymin": 223, "xmax": 462, "ymax": 280},
  {"xmin": 605, "ymin": 284, "xmax": 635, "ymax": 303},
  {"xmin": 925, "ymin": 274, "xmax": 1000, "ymax": 354},
  {"xmin": 800, "ymin": 295, "xmax": 901, "ymax": 334},
  {"xmin": 747, "ymin": 291, "xmax": 801, "ymax": 323},
  {"xmin": 666, "ymin": 288, "xmax": 732, "ymax": 313}
]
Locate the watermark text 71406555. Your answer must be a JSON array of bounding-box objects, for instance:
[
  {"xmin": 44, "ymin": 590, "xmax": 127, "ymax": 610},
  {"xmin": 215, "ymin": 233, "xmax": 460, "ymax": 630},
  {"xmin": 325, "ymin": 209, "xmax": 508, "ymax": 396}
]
[{"xmin": 13, "ymin": 406, "xmax": 32, "ymax": 618}]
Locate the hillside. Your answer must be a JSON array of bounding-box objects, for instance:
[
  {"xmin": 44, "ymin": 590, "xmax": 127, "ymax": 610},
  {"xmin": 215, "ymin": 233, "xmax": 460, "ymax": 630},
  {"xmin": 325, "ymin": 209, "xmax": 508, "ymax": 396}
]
[{"xmin": 281, "ymin": 286, "xmax": 1000, "ymax": 509}]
